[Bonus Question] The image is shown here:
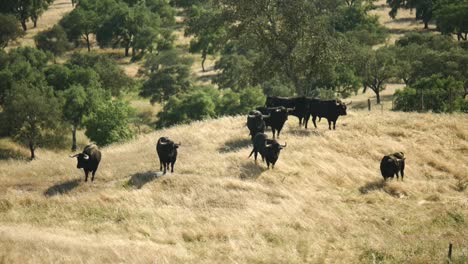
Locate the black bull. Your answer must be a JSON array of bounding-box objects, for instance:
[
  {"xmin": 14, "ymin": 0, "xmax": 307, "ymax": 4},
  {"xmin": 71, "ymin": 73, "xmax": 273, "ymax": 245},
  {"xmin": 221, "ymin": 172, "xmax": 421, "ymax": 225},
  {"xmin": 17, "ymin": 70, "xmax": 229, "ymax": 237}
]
[{"xmin": 266, "ymin": 96, "xmax": 349, "ymax": 130}]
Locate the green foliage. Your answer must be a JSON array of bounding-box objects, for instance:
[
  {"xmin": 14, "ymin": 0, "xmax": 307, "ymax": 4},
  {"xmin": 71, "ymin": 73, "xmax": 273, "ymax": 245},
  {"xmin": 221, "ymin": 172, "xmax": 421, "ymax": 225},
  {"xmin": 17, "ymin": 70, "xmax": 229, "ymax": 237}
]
[
  {"xmin": 60, "ymin": 2, "xmax": 99, "ymax": 51},
  {"xmin": 394, "ymin": 76, "xmax": 466, "ymax": 112},
  {"xmin": 140, "ymin": 64, "xmax": 192, "ymax": 104},
  {"xmin": 185, "ymin": 4, "xmax": 226, "ymax": 71},
  {"xmin": 44, "ymin": 64, "xmax": 71, "ymax": 91},
  {"xmin": 67, "ymin": 52, "xmax": 133, "ymax": 96},
  {"xmin": 213, "ymin": 53, "xmax": 255, "ymax": 91},
  {"xmin": 356, "ymin": 46, "xmax": 398, "ymax": 103},
  {"xmin": 0, "ymin": 14, "xmax": 24, "ymax": 49},
  {"xmin": 3, "ymin": 83, "xmax": 64, "ymax": 159},
  {"xmin": 96, "ymin": 1, "xmax": 163, "ymax": 57},
  {"xmin": 34, "ymin": 25, "xmax": 70, "ymax": 58},
  {"xmin": 7, "ymin": 46, "xmax": 51, "ymax": 70},
  {"xmin": 333, "ymin": 5, "xmax": 387, "ymax": 45},
  {"xmin": 139, "ymin": 49, "xmax": 194, "ymax": 76},
  {"xmin": 156, "ymin": 86, "xmax": 265, "ymax": 127},
  {"xmin": 434, "ymin": 2, "xmax": 468, "ymax": 41},
  {"xmin": 84, "ymin": 100, "xmax": 135, "ymax": 146}
]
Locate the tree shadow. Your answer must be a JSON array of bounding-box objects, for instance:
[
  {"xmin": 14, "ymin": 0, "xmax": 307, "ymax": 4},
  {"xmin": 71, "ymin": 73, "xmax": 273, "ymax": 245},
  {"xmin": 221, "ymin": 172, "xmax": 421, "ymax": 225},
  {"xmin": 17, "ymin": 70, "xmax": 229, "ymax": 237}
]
[
  {"xmin": 359, "ymin": 180, "xmax": 386, "ymax": 194},
  {"xmin": 127, "ymin": 171, "xmax": 163, "ymax": 189},
  {"xmin": 239, "ymin": 162, "xmax": 267, "ymax": 180},
  {"xmin": 44, "ymin": 179, "xmax": 81, "ymax": 197},
  {"xmin": 218, "ymin": 138, "xmax": 251, "ymax": 153}
]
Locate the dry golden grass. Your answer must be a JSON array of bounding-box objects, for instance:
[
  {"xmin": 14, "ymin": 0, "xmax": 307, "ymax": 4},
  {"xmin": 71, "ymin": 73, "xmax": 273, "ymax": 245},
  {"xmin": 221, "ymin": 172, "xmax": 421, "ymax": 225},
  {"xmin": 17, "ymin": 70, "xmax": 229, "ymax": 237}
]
[{"xmin": 0, "ymin": 110, "xmax": 467, "ymax": 263}]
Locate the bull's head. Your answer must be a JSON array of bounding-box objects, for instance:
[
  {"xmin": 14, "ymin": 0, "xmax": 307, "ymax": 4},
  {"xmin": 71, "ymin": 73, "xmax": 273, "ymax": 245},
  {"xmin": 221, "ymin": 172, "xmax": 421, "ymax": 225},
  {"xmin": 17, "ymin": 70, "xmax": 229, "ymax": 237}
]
[
  {"xmin": 336, "ymin": 100, "xmax": 348, "ymax": 116},
  {"xmin": 70, "ymin": 153, "xmax": 90, "ymax": 169}
]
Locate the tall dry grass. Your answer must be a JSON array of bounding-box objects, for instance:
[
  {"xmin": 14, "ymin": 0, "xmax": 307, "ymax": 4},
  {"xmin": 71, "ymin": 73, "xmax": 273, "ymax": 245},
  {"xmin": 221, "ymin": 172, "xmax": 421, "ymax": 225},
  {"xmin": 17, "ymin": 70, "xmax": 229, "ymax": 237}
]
[{"xmin": 0, "ymin": 110, "xmax": 467, "ymax": 263}]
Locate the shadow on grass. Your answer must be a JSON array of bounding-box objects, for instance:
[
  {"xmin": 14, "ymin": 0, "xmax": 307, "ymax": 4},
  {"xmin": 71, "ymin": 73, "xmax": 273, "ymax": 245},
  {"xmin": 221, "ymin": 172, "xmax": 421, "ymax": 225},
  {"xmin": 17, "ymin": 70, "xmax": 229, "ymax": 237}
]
[
  {"xmin": 127, "ymin": 171, "xmax": 163, "ymax": 189},
  {"xmin": 44, "ymin": 179, "xmax": 81, "ymax": 197},
  {"xmin": 359, "ymin": 180, "xmax": 386, "ymax": 194},
  {"xmin": 359, "ymin": 179, "xmax": 407, "ymax": 198},
  {"xmin": 240, "ymin": 162, "xmax": 267, "ymax": 180},
  {"xmin": 288, "ymin": 128, "xmax": 323, "ymax": 137},
  {"xmin": 218, "ymin": 138, "xmax": 251, "ymax": 153}
]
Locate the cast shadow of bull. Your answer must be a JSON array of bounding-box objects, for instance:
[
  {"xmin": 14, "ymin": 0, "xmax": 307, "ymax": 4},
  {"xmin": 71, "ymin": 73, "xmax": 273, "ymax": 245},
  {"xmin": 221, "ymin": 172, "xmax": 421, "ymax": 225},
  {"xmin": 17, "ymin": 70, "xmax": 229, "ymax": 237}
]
[
  {"xmin": 239, "ymin": 162, "xmax": 267, "ymax": 180},
  {"xmin": 218, "ymin": 138, "xmax": 252, "ymax": 154},
  {"xmin": 44, "ymin": 179, "xmax": 81, "ymax": 197},
  {"xmin": 127, "ymin": 171, "xmax": 163, "ymax": 189}
]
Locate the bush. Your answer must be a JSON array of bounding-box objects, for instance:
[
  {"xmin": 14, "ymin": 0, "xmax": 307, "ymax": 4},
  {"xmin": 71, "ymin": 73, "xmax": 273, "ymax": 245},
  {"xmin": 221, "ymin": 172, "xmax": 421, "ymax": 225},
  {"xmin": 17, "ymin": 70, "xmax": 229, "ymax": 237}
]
[
  {"xmin": 84, "ymin": 100, "xmax": 135, "ymax": 146},
  {"xmin": 156, "ymin": 86, "xmax": 266, "ymax": 128},
  {"xmin": 394, "ymin": 76, "xmax": 466, "ymax": 113}
]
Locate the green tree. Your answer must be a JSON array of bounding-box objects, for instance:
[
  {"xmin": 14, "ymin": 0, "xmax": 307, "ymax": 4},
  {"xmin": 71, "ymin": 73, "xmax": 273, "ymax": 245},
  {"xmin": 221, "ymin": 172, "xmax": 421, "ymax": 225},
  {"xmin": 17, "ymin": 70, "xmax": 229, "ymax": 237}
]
[
  {"xmin": 67, "ymin": 52, "xmax": 133, "ymax": 96},
  {"xmin": 1, "ymin": 0, "xmax": 53, "ymax": 31},
  {"xmin": 185, "ymin": 4, "xmax": 226, "ymax": 72},
  {"xmin": 84, "ymin": 100, "xmax": 135, "ymax": 146},
  {"xmin": 434, "ymin": 2, "xmax": 468, "ymax": 41},
  {"xmin": 139, "ymin": 49, "xmax": 194, "ymax": 75},
  {"xmin": 60, "ymin": 4, "xmax": 99, "ymax": 51},
  {"xmin": 3, "ymin": 84, "xmax": 63, "ymax": 159},
  {"xmin": 156, "ymin": 88, "xmax": 218, "ymax": 127},
  {"xmin": 44, "ymin": 64, "xmax": 71, "ymax": 91},
  {"xmin": 140, "ymin": 64, "xmax": 192, "ymax": 103},
  {"xmin": 214, "ymin": 0, "xmax": 348, "ymax": 96},
  {"xmin": 96, "ymin": 2, "xmax": 162, "ymax": 57},
  {"xmin": 61, "ymin": 85, "xmax": 109, "ymax": 151},
  {"xmin": 0, "ymin": 14, "xmax": 24, "ymax": 49},
  {"xmin": 394, "ymin": 75, "xmax": 466, "ymax": 112},
  {"xmin": 34, "ymin": 25, "xmax": 70, "ymax": 59},
  {"xmin": 358, "ymin": 47, "xmax": 397, "ymax": 104}
]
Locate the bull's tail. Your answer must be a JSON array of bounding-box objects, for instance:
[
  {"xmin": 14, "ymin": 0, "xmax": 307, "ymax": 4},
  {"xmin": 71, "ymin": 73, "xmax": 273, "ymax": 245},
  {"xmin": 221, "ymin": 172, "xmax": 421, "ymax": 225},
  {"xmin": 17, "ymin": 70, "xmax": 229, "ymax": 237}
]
[{"xmin": 248, "ymin": 148, "xmax": 255, "ymax": 158}]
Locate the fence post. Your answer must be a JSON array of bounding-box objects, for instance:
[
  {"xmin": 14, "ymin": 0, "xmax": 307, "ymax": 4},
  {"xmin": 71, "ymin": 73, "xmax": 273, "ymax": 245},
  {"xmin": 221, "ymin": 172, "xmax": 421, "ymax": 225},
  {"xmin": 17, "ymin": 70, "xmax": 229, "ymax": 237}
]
[
  {"xmin": 447, "ymin": 243, "xmax": 453, "ymax": 264},
  {"xmin": 368, "ymin": 99, "xmax": 371, "ymax": 111}
]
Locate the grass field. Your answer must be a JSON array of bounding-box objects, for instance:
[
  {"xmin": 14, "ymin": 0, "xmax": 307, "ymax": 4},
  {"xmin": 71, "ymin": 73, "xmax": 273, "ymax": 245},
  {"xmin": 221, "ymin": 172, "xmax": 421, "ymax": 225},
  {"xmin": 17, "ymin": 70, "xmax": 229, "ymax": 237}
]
[
  {"xmin": 1, "ymin": 1, "xmax": 467, "ymax": 263},
  {"xmin": 0, "ymin": 111, "xmax": 467, "ymax": 263}
]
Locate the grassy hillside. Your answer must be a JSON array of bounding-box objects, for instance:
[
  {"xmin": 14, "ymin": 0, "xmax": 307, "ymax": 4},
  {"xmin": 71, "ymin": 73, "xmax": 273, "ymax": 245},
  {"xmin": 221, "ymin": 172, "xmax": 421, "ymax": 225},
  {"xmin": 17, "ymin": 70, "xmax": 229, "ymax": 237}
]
[{"xmin": 0, "ymin": 110, "xmax": 467, "ymax": 263}]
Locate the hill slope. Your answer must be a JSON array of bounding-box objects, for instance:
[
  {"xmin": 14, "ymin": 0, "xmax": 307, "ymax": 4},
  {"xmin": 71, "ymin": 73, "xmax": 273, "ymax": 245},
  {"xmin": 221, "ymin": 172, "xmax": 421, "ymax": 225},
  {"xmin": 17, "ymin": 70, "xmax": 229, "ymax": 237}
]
[{"xmin": 0, "ymin": 111, "xmax": 467, "ymax": 263}]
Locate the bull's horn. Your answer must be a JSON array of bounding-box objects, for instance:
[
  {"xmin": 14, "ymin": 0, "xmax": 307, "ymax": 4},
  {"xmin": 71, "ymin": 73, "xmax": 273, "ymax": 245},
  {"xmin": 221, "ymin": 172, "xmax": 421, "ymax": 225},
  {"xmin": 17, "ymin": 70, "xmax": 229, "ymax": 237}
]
[
  {"xmin": 281, "ymin": 142, "xmax": 287, "ymax": 148},
  {"xmin": 69, "ymin": 154, "xmax": 79, "ymax": 158},
  {"xmin": 159, "ymin": 140, "xmax": 168, "ymax": 145},
  {"xmin": 83, "ymin": 154, "xmax": 89, "ymax": 160},
  {"xmin": 262, "ymin": 114, "xmax": 270, "ymax": 118},
  {"xmin": 265, "ymin": 144, "xmax": 272, "ymax": 148},
  {"xmin": 248, "ymin": 114, "xmax": 256, "ymax": 118},
  {"xmin": 346, "ymin": 101, "xmax": 352, "ymax": 105}
]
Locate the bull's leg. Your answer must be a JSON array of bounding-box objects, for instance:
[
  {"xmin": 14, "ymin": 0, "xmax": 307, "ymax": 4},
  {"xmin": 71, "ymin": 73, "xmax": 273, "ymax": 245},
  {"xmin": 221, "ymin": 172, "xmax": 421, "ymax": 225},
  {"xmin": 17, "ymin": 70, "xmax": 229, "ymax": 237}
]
[
  {"xmin": 272, "ymin": 128, "xmax": 276, "ymax": 139},
  {"xmin": 163, "ymin": 163, "xmax": 167, "ymax": 174},
  {"xmin": 333, "ymin": 121, "xmax": 336, "ymax": 130},
  {"xmin": 266, "ymin": 160, "xmax": 270, "ymax": 168},
  {"xmin": 84, "ymin": 170, "xmax": 89, "ymax": 182},
  {"xmin": 312, "ymin": 116, "xmax": 318, "ymax": 128},
  {"xmin": 298, "ymin": 117, "xmax": 302, "ymax": 127},
  {"xmin": 159, "ymin": 158, "xmax": 163, "ymax": 171},
  {"xmin": 271, "ymin": 162, "xmax": 275, "ymax": 169},
  {"xmin": 401, "ymin": 162, "xmax": 405, "ymax": 181},
  {"xmin": 277, "ymin": 128, "xmax": 281, "ymax": 138},
  {"xmin": 91, "ymin": 170, "xmax": 96, "ymax": 182},
  {"xmin": 328, "ymin": 120, "xmax": 332, "ymax": 130},
  {"xmin": 171, "ymin": 160, "xmax": 176, "ymax": 173},
  {"xmin": 254, "ymin": 152, "xmax": 258, "ymax": 164}
]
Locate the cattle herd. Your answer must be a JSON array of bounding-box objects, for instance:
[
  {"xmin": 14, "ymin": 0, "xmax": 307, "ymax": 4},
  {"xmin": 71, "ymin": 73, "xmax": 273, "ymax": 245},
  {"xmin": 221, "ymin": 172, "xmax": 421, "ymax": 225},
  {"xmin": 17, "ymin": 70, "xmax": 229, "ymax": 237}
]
[{"xmin": 69, "ymin": 96, "xmax": 406, "ymax": 182}]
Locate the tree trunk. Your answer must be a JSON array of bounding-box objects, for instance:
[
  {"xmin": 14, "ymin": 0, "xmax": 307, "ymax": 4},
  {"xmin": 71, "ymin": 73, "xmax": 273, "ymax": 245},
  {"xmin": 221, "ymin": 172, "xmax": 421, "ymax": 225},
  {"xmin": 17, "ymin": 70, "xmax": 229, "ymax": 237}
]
[
  {"xmin": 376, "ymin": 91, "xmax": 381, "ymax": 104},
  {"xmin": 125, "ymin": 45, "xmax": 130, "ymax": 57},
  {"xmin": 71, "ymin": 124, "xmax": 77, "ymax": 152},
  {"xmin": 201, "ymin": 49, "xmax": 207, "ymax": 72},
  {"xmin": 33, "ymin": 17, "xmax": 38, "ymax": 28},
  {"xmin": 85, "ymin": 35, "xmax": 91, "ymax": 52},
  {"xmin": 21, "ymin": 20, "xmax": 27, "ymax": 31},
  {"xmin": 424, "ymin": 20, "xmax": 428, "ymax": 29},
  {"xmin": 29, "ymin": 142, "xmax": 35, "ymax": 160}
]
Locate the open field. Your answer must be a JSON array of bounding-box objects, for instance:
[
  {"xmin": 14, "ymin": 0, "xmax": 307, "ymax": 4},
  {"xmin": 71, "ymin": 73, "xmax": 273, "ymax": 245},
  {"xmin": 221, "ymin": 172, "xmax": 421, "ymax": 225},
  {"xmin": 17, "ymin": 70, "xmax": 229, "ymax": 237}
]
[{"xmin": 0, "ymin": 111, "xmax": 467, "ymax": 263}]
